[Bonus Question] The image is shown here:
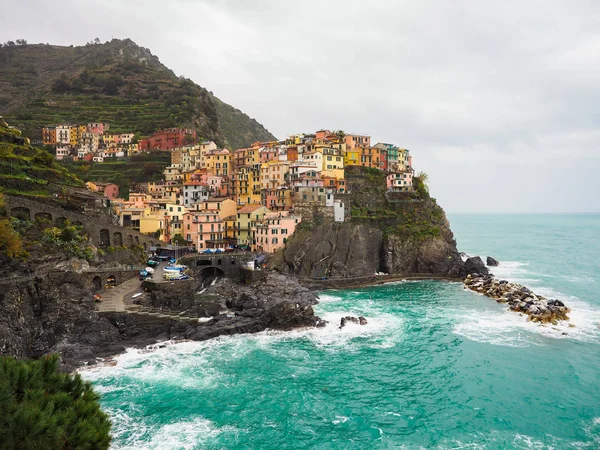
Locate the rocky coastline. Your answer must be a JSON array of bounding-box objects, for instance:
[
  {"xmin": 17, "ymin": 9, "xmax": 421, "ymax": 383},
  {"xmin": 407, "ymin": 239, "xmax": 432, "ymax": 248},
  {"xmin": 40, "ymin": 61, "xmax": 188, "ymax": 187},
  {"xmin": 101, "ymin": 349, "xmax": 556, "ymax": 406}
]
[
  {"xmin": 0, "ymin": 270, "xmax": 324, "ymax": 372},
  {"xmin": 462, "ymin": 256, "xmax": 570, "ymax": 324}
]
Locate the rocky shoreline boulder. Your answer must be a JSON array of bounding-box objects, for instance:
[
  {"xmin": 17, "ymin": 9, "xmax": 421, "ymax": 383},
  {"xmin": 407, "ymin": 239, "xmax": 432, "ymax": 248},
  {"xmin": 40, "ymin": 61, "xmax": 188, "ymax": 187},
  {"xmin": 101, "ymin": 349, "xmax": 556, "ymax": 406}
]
[
  {"xmin": 463, "ymin": 274, "xmax": 570, "ymax": 324},
  {"xmin": 463, "ymin": 256, "xmax": 490, "ymax": 276},
  {"xmin": 486, "ymin": 256, "xmax": 500, "ymax": 266}
]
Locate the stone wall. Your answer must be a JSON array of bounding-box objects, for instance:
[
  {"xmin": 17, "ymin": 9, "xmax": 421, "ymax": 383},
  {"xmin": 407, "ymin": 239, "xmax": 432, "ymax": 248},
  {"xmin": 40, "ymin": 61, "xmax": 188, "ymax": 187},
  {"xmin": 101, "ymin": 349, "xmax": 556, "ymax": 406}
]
[
  {"xmin": 5, "ymin": 195, "xmax": 159, "ymax": 249},
  {"xmin": 292, "ymin": 202, "xmax": 333, "ymax": 225},
  {"xmin": 142, "ymin": 279, "xmax": 221, "ymax": 317},
  {"xmin": 180, "ymin": 253, "xmax": 257, "ymax": 280}
]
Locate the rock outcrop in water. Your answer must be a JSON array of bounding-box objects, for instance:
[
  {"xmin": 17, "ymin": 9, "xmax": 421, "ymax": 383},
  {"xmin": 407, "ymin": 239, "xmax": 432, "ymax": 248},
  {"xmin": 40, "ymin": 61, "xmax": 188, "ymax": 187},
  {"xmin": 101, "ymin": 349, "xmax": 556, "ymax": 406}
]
[
  {"xmin": 463, "ymin": 274, "xmax": 570, "ymax": 324},
  {"xmin": 486, "ymin": 256, "xmax": 500, "ymax": 267},
  {"xmin": 463, "ymin": 256, "xmax": 490, "ymax": 276}
]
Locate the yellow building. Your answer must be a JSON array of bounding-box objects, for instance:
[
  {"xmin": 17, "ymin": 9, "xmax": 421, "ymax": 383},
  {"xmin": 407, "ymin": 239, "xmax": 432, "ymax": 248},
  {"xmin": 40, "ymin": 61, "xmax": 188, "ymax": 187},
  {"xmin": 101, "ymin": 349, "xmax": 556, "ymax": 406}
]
[
  {"xmin": 260, "ymin": 160, "xmax": 290, "ymax": 190},
  {"xmin": 139, "ymin": 214, "xmax": 164, "ymax": 236},
  {"xmin": 160, "ymin": 203, "xmax": 188, "ymax": 241},
  {"xmin": 321, "ymin": 148, "xmax": 344, "ymax": 179},
  {"xmin": 344, "ymin": 146, "xmax": 381, "ymax": 169},
  {"xmin": 233, "ymin": 166, "xmax": 262, "ymax": 205},
  {"xmin": 103, "ymin": 134, "xmax": 116, "ymax": 146},
  {"xmin": 235, "ymin": 204, "xmax": 269, "ymax": 245},
  {"xmin": 344, "ymin": 149, "xmax": 360, "ymax": 167},
  {"xmin": 69, "ymin": 125, "xmax": 86, "ymax": 146},
  {"xmin": 204, "ymin": 150, "xmax": 231, "ymax": 176}
]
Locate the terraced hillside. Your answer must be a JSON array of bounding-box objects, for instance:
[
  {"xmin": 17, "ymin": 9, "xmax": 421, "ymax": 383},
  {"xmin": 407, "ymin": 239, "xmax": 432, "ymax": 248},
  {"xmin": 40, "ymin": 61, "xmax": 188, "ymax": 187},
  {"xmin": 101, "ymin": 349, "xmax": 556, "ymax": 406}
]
[
  {"xmin": 0, "ymin": 39, "xmax": 276, "ymax": 147},
  {"xmin": 63, "ymin": 153, "xmax": 170, "ymax": 198},
  {"xmin": 0, "ymin": 118, "xmax": 82, "ymax": 196}
]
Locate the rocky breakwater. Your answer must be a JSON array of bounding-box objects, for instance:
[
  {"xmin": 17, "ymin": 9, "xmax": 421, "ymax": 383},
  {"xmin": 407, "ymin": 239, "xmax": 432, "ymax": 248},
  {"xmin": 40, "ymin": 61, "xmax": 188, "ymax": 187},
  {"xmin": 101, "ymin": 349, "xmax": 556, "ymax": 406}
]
[{"xmin": 464, "ymin": 274, "xmax": 570, "ymax": 324}]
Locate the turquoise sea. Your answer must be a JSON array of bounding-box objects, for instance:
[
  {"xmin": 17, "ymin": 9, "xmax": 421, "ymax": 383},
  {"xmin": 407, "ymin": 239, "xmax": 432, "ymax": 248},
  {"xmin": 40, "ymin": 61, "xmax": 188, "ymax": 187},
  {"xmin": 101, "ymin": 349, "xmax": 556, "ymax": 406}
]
[{"xmin": 83, "ymin": 214, "xmax": 600, "ymax": 449}]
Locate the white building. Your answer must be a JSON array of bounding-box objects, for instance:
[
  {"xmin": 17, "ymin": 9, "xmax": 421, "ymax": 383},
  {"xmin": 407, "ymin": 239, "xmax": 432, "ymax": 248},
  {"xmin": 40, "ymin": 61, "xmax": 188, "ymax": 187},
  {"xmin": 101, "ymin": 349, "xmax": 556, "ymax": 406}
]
[
  {"xmin": 182, "ymin": 182, "xmax": 210, "ymax": 208},
  {"xmin": 55, "ymin": 125, "xmax": 70, "ymax": 145},
  {"xmin": 334, "ymin": 199, "xmax": 345, "ymax": 222},
  {"xmin": 55, "ymin": 144, "xmax": 70, "ymax": 160}
]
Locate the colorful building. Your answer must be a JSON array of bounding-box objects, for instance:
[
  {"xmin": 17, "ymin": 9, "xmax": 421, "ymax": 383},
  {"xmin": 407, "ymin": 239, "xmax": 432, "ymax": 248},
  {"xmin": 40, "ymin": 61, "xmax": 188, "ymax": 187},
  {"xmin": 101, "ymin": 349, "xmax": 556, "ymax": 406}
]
[
  {"xmin": 345, "ymin": 133, "xmax": 371, "ymax": 149},
  {"xmin": 203, "ymin": 149, "xmax": 231, "ymax": 177},
  {"xmin": 252, "ymin": 211, "xmax": 302, "ymax": 254},
  {"xmin": 235, "ymin": 204, "xmax": 269, "ymax": 245},
  {"xmin": 42, "ymin": 126, "xmax": 57, "ymax": 145},
  {"xmin": 139, "ymin": 128, "xmax": 197, "ymax": 151},
  {"xmin": 386, "ymin": 172, "xmax": 413, "ymax": 192},
  {"xmin": 183, "ymin": 198, "xmax": 236, "ymax": 250}
]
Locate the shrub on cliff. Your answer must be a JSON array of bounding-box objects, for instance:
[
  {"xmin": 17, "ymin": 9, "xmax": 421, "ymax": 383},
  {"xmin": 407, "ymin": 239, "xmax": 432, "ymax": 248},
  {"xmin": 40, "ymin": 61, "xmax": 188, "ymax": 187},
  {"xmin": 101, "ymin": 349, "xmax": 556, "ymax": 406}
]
[
  {"xmin": 0, "ymin": 219, "xmax": 22, "ymax": 258},
  {"xmin": 0, "ymin": 354, "xmax": 111, "ymax": 449}
]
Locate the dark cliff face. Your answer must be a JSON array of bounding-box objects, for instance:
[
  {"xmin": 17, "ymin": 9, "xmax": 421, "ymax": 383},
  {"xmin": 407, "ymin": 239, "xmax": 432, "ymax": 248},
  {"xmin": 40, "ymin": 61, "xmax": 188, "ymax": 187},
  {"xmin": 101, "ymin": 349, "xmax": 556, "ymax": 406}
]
[
  {"xmin": 277, "ymin": 209, "xmax": 462, "ymax": 279},
  {"xmin": 0, "ymin": 273, "xmax": 123, "ymax": 370},
  {"xmin": 0, "ymin": 270, "xmax": 322, "ymax": 371},
  {"xmin": 273, "ymin": 169, "xmax": 463, "ymax": 279}
]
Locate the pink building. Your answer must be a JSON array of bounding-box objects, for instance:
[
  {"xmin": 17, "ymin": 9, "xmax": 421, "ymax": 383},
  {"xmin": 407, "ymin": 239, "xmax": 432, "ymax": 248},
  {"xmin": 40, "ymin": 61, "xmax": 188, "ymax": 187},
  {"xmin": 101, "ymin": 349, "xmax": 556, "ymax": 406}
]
[
  {"xmin": 95, "ymin": 183, "xmax": 119, "ymax": 199},
  {"xmin": 345, "ymin": 134, "xmax": 371, "ymax": 149},
  {"xmin": 87, "ymin": 122, "xmax": 107, "ymax": 135},
  {"xmin": 183, "ymin": 198, "xmax": 236, "ymax": 250},
  {"xmin": 315, "ymin": 129, "xmax": 331, "ymax": 140},
  {"xmin": 260, "ymin": 147, "xmax": 278, "ymax": 163},
  {"xmin": 252, "ymin": 211, "xmax": 302, "ymax": 254},
  {"xmin": 386, "ymin": 172, "xmax": 413, "ymax": 192}
]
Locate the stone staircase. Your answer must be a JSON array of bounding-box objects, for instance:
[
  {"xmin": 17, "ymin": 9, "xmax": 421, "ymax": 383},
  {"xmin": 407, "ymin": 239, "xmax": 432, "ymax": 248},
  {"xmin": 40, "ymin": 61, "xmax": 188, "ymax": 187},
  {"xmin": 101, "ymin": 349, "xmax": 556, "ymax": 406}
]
[{"xmin": 124, "ymin": 305, "xmax": 208, "ymax": 323}]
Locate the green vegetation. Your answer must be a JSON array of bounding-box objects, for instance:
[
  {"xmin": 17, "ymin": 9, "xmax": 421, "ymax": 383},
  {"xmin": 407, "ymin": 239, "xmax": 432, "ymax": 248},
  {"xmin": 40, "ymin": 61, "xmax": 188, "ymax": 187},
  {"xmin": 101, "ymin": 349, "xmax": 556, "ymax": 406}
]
[
  {"xmin": 211, "ymin": 95, "xmax": 278, "ymax": 149},
  {"xmin": 41, "ymin": 222, "xmax": 94, "ymax": 261},
  {"xmin": 64, "ymin": 152, "xmax": 170, "ymax": 198},
  {"xmin": 0, "ymin": 39, "xmax": 276, "ymax": 147},
  {"xmin": 0, "ymin": 354, "xmax": 111, "ymax": 450},
  {"xmin": 0, "ymin": 119, "xmax": 83, "ymax": 197},
  {"xmin": 413, "ymin": 171, "xmax": 429, "ymax": 197},
  {"xmin": 346, "ymin": 166, "xmax": 447, "ymax": 241}
]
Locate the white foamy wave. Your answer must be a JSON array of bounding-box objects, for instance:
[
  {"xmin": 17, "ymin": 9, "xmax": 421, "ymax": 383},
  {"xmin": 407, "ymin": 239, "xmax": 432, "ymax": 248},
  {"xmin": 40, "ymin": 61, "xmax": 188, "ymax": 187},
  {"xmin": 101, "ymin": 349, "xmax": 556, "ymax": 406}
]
[
  {"xmin": 316, "ymin": 293, "xmax": 344, "ymax": 303},
  {"xmin": 454, "ymin": 299, "xmax": 600, "ymax": 346},
  {"xmin": 241, "ymin": 308, "xmax": 405, "ymax": 352},
  {"xmin": 489, "ymin": 261, "xmax": 531, "ymax": 280},
  {"xmin": 112, "ymin": 415, "xmax": 239, "ymax": 450},
  {"xmin": 82, "ymin": 338, "xmax": 260, "ymax": 389},
  {"xmin": 453, "ymin": 310, "xmax": 546, "ymax": 348}
]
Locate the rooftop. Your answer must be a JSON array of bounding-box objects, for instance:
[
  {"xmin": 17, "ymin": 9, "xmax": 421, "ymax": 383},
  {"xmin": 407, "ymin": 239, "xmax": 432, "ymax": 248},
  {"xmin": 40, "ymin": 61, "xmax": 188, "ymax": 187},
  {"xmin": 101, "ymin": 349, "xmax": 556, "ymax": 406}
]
[{"xmin": 238, "ymin": 204, "xmax": 264, "ymax": 213}]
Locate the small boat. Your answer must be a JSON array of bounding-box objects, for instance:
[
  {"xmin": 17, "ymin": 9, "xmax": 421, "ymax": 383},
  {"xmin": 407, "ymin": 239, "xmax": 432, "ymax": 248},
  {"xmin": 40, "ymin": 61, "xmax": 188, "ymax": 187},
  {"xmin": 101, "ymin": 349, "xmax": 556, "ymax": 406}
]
[{"xmin": 164, "ymin": 265, "xmax": 187, "ymax": 272}]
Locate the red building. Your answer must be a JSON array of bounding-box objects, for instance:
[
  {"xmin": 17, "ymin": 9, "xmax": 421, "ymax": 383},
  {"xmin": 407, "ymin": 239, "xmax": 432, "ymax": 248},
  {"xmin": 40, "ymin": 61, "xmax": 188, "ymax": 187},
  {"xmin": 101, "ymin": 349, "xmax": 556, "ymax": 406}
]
[{"xmin": 139, "ymin": 128, "xmax": 197, "ymax": 151}]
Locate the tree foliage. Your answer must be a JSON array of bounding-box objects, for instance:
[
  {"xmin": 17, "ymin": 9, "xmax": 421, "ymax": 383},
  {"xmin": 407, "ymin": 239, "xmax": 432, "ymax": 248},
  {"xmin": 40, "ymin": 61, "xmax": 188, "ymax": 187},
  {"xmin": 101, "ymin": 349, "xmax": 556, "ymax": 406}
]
[
  {"xmin": 414, "ymin": 171, "xmax": 430, "ymax": 198},
  {"xmin": 0, "ymin": 354, "xmax": 112, "ymax": 449},
  {"xmin": 0, "ymin": 219, "xmax": 22, "ymax": 258}
]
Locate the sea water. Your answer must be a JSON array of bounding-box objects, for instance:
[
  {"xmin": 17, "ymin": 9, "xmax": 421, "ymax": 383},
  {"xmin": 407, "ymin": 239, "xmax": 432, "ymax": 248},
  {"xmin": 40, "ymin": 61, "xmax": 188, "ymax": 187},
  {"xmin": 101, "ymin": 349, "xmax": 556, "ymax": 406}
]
[{"xmin": 83, "ymin": 214, "xmax": 600, "ymax": 449}]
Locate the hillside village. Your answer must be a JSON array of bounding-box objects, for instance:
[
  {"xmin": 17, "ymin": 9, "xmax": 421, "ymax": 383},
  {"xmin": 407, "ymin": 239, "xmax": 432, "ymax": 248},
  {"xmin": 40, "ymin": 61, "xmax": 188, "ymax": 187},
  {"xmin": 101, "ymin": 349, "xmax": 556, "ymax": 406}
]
[{"xmin": 41, "ymin": 124, "xmax": 414, "ymax": 253}]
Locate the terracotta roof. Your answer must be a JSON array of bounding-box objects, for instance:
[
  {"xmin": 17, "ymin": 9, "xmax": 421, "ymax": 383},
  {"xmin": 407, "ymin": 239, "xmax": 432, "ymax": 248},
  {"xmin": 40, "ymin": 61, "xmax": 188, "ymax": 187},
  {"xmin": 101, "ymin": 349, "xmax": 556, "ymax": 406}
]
[{"xmin": 237, "ymin": 204, "xmax": 264, "ymax": 213}]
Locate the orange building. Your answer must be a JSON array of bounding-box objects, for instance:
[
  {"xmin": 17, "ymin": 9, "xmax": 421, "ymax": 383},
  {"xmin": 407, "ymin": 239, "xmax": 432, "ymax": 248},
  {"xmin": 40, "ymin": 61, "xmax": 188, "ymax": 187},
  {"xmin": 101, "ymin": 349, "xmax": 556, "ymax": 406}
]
[{"xmin": 42, "ymin": 127, "xmax": 57, "ymax": 145}]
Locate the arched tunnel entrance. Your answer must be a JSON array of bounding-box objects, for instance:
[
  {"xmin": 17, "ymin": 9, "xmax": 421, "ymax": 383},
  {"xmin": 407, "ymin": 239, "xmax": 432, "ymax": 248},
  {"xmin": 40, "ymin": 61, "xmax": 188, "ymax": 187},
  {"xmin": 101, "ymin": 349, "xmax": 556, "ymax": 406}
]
[
  {"xmin": 92, "ymin": 276, "xmax": 102, "ymax": 292},
  {"xmin": 198, "ymin": 266, "xmax": 225, "ymax": 288}
]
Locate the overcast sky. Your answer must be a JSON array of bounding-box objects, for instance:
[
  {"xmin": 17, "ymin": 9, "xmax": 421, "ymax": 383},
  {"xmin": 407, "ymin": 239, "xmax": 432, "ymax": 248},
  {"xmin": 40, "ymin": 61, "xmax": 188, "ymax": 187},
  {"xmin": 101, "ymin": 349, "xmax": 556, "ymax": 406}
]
[{"xmin": 2, "ymin": 0, "xmax": 599, "ymax": 212}]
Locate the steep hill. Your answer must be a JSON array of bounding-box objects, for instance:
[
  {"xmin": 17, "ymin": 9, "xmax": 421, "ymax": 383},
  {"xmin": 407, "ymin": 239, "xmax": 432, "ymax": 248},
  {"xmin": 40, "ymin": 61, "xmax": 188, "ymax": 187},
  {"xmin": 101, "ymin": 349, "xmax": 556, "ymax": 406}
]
[
  {"xmin": 273, "ymin": 166, "xmax": 464, "ymax": 279},
  {"xmin": 0, "ymin": 39, "xmax": 276, "ymax": 147}
]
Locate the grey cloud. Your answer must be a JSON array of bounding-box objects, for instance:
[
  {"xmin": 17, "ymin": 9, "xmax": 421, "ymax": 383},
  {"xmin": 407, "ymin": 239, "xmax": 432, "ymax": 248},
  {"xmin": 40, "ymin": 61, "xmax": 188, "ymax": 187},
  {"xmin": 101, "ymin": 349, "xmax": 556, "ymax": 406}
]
[{"xmin": 1, "ymin": 0, "xmax": 599, "ymax": 212}]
